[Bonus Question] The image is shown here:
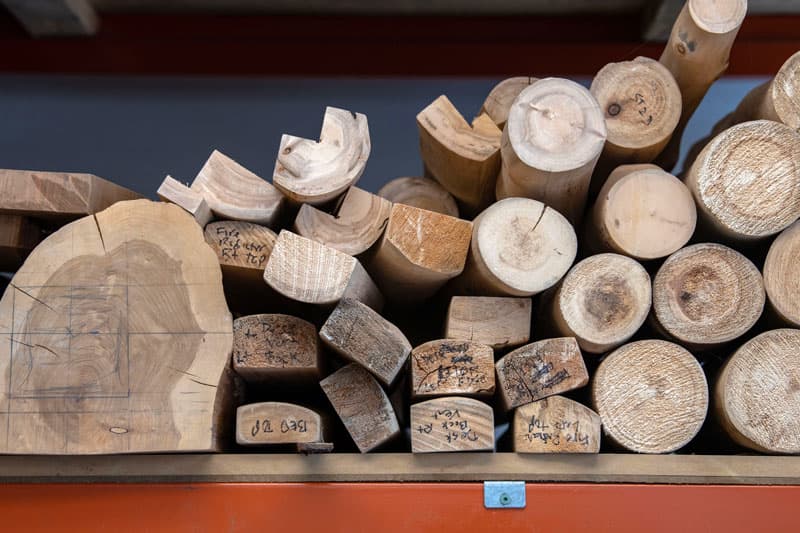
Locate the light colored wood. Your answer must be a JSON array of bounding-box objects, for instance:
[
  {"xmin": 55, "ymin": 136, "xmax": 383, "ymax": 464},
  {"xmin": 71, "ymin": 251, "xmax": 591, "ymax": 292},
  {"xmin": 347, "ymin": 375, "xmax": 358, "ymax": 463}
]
[
  {"xmin": 320, "ymin": 363, "xmax": 400, "ymax": 453},
  {"xmin": 586, "ymin": 164, "xmax": 696, "ymax": 260},
  {"xmin": 551, "ymin": 253, "xmax": 651, "ymax": 354},
  {"xmin": 685, "ymin": 120, "xmax": 800, "ymax": 242},
  {"xmin": 410, "ymin": 397, "xmax": 494, "ymax": 453},
  {"xmin": 495, "ymin": 337, "xmax": 589, "ymax": 411},
  {"xmin": 368, "ymin": 203, "xmax": 472, "ymax": 303},
  {"xmin": 458, "ymin": 197, "xmax": 577, "ymax": 296},
  {"xmin": 513, "ymin": 395, "xmax": 601, "ymax": 453},
  {"xmin": 377, "ymin": 177, "xmax": 459, "ymax": 218},
  {"xmin": 157, "ymin": 175, "xmax": 213, "ymax": 227},
  {"xmin": 232, "ymin": 314, "xmax": 322, "ymax": 385},
  {"xmin": 417, "ymin": 95, "xmax": 502, "ymax": 216},
  {"xmin": 480, "ymin": 76, "xmax": 538, "ymax": 129},
  {"xmin": 445, "ymin": 296, "xmax": 531, "ymax": 350},
  {"xmin": 0, "ymin": 215, "xmax": 41, "ymax": 271},
  {"xmin": 409, "ymin": 339, "xmax": 494, "ymax": 400},
  {"xmin": 716, "ymin": 329, "xmax": 800, "ymax": 454},
  {"xmin": 204, "ymin": 221, "xmax": 276, "ymax": 280},
  {"xmin": 190, "ymin": 150, "xmax": 285, "ymax": 228},
  {"xmin": 1, "ymin": 0, "xmax": 98, "ymax": 36},
  {"xmin": 496, "ymin": 77, "xmax": 606, "ymax": 224},
  {"xmin": 263, "ymin": 230, "xmax": 383, "ymax": 311},
  {"xmin": 652, "ymin": 243, "xmax": 764, "ymax": 349},
  {"xmin": 592, "ymin": 339, "xmax": 708, "ymax": 454},
  {"xmin": 319, "ymin": 298, "xmax": 411, "ymax": 387},
  {"xmin": 764, "ymin": 221, "xmax": 800, "ymax": 327},
  {"xmin": 0, "ymin": 199, "xmax": 233, "ymax": 454},
  {"xmin": 293, "ymin": 186, "xmax": 391, "ymax": 256},
  {"xmin": 235, "ymin": 402, "xmax": 325, "ymax": 446},
  {"xmin": 273, "ymin": 106, "xmax": 370, "ymax": 206}
]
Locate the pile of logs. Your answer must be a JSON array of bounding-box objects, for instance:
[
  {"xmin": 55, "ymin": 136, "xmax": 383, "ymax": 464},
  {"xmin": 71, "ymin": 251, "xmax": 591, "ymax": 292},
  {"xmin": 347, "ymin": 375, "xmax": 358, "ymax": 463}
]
[{"xmin": 1, "ymin": 0, "xmax": 800, "ymax": 456}]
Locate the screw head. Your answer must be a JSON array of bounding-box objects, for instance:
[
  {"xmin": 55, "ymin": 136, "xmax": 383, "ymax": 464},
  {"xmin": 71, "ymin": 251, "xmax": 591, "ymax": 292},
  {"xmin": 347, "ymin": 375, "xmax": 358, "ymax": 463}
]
[{"xmin": 499, "ymin": 493, "xmax": 511, "ymax": 505}]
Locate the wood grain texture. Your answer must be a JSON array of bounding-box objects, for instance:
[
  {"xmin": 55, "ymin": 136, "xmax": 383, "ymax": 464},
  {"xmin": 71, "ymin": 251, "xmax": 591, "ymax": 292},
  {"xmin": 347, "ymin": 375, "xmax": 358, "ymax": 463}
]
[
  {"xmin": 495, "ymin": 337, "xmax": 588, "ymax": 411},
  {"xmin": 410, "ymin": 397, "xmax": 494, "ymax": 453},
  {"xmin": 592, "ymin": 339, "xmax": 708, "ymax": 454},
  {"xmin": 480, "ymin": 76, "xmax": 538, "ymax": 129},
  {"xmin": 0, "ymin": 199, "xmax": 234, "ymax": 454},
  {"xmin": 763, "ymin": 221, "xmax": 800, "ymax": 327},
  {"xmin": 417, "ymin": 95, "xmax": 501, "ymax": 217},
  {"xmin": 409, "ymin": 339, "xmax": 494, "ymax": 400},
  {"xmin": 204, "ymin": 221, "xmax": 276, "ymax": 279},
  {"xmin": 377, "ymin": 177, "xmax": 459, "ymax": 218},
  {"xmin": 320, "ymin": 363, "xmax": 400, "ymax": 453},
  {"xmin": 319, "ymin": 298, "xmax": 410, "ymax": 387},
  {"xmin": 513, "ymin": 395, "xmax": 601, "ymax": 453},
  {"xmin": 235, "ymin": 402, "xmax": 325, "ymax": 446},
  {"xmin": 716, "ymin": 329, "xmax": 800, "ymax": 454},
  {"xmin": 652, "ymin": 243, "xmax": 764, "ymax": 349},
  {"xmin": 0, "ymin": 215, "xmax": 41, "ymax": 271},
  {"xmin": 445, "ymin": 296, "xmax": 531, "ymax": 350},
  {"xmin": 157, "ymin": 175, "xmax": 213, "ymax": 227},
  {"xmin": 273, "ymin": 106, "xmax": 370, "ymax": 205}
]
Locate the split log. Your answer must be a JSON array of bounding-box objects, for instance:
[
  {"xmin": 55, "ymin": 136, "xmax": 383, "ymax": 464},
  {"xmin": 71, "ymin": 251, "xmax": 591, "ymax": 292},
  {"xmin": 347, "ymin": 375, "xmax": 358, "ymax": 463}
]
[
  {"xmin": 157, "ymin": 175, "xmax": 213, "ymax": 227},
  {"xmin": 592, "ymin": 339, "xmax": 708, "ymax": 454},
  {"xmin": 585, "ymin": 164, "xmax": 696, "ymax": 260},
  {"xmin": 763, "ymin": 221, "xmax": 800, "ymax": 327},
  {"xmin": 319, "ymin": 298, "xmax": 411, "ymax": 387},
  {"xmin": 293, "ymin": 186, "xmax": 392, "ymax": 256},
  {"xmin": 320, "ymin": 363, "xmax": 400, "ymax": 453},
  {"xmin": 550, "ymin": 253, "xmax": 651, "ymax": 354},
  {"xmin": 204, "ymin": 221, "xmax": 277, "ymax": 281},
  {"xmin": 190, "ymin": 150, "xmax": 285, "ymax": 227},
  {"xmin": 480, "ymin": 76, "xmax": 538, "ymax": 129},
  {"xmin": 273, "ymin": 106, "xmax": 370, "ymax": 205},
  {"xmin": 377, "ymin": 177, "xmax": 459, "ymax": 218},
  {"xmin": 458, "ymin": 197, "xmax": 577, "ymax": 296},
  {"xmin": 0, "ymin": 215, "xmax": 41, "ymax": 271},
  {"xmin": 235, "ymin": 402, "xmax": 327, "ymax": 446},
  {"xmin": 0, "ymin": 199, "xmax": 233, "ymax": 454},
  {"xmin": 445, "ymin": 296, "xmax": 531, "ymax": 350},
  {"xmin": 495, "ymin": 338, "xmax": 589, "ymax": 411},
  {"xmin": 512, "ymin": 395, "xmax": 601, "ymax": 453},
  {"xmin": 368, "ymin": 204, "xmax": 472, "ymax": 303},
  {"xmin": 263, "ymin": 230, "xmax": 383, "ymax": 311},
  {"xmin": 409, "ymin": 339, "xmax": 494, "ymax": 400},
  {"xmin": 652, "ymin": 243, "xmax": 764, "ymax": 349},
  {"xmin": 410, "ymin": 397, "xmax": 494, "ymax": 453},
  {"xmin": 417, "ymin": 95, "xmax": 501, "ymax": 216},
  {"xmin": 715, "ymin": 329, "xmax": 800, "ymax": 454},
  {"xmin": 496, "ymin": 77, "xmax": 606, "ymax": 224}
]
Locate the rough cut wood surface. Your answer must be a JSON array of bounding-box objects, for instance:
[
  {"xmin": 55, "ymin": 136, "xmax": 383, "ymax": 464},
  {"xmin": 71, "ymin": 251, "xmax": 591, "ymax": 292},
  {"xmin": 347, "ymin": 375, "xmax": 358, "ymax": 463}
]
[
  {"xmin": 409, "ymin": 339, "xmax": 494, "ymax": 400},
  {"xmin": 319, "ymin": 298, "xmax": 411, "ymax": 387},
  {"xmin": 495, "ymin": 337, "xmax": 588, "ymax": 411},
  {"xmin": 445, "ymin": 296, "xmax": 531, "ymax": 350},
  {"xmin": 513, "ymin": 395, "xmax": 601, "ymax": 453},
  {"xmin": 410, "ymin": 397, "xmax": 494, "ymax": 453},
  {"xmin": 763, "ymin": 221, "xmax": 800, "ymax": 328},
  {"xmin": 715, "ymin": 329, "xmax": 800, "ymax": 454},
  {"xmin": 157, "ymin": 175, "xmax": 213, "ymax": 227},
  {"xmin": 0, "ymin": 215, "xmax": 41, "ymax": 271},
  {"xmin": 273, "ymin": 106, "xmax": 370, "ymax": 206},
  {"xmin": 377, "ymin": 177, "xmax": 459, "ymax": 218},
  {"xmin": 480, "ymin": 76, "xmax": 538, "ymax": 129},
  {"xmin": 190, "ymin": 150, "xmax": 285, "ymax": 228},
  {"xmin": 236, "ymin": 402, "xmax": 325, "ymax": 446},
  {"xmin": 551, "ymin": 253, "xmax": 651, "ymax": 354},
  {"xmin": 320, "ymin": 363, "xmax": 400, "ymax": 453},
  {"xmin": 592, "ymin": 339, "xmax": 708, "ymax": 454},
  {"xmin": 652, "ymin": 243, "xmax": 764, "ymax": 349},
  {"xmin": 204, "ymin": 221, "xmax": 277, "ymax": 280},
  {"xmin": 0, "ymin": 199, "xmax": 234, "ymax": 454}
]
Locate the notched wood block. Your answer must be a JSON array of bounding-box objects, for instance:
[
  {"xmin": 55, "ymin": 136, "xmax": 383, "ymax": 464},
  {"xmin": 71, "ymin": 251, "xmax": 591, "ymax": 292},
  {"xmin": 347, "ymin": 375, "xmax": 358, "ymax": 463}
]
[{"xmin": 157, "ymin": 175, "xmax": 213, "ymax": 226}]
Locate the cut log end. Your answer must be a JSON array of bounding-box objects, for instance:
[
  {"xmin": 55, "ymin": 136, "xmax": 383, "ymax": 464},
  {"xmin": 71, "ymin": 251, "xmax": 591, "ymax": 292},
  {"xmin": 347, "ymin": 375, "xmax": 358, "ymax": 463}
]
[
  {"xmin": 688, "ymin": 0, "xmax": 747, "ymax": 34},
  {"xmin": 235, "ymin": 402, "xmax": 326, "ymax": 446},
  {"xmin": 764, "ymin": 221, "xmax": 800, "ymax": 327},
  {"xmin": 513, "ymin": 395, "xmax": 601, "ymax": 453},
  {"xmin": 204, "ymin": 221, "xmax": 276, "ymax": 276},
  {"xmin": 445, "ymin": 296, "xmax": 531, "ymax": 350},
  {"xmin": 377, "ymin": 177, "xmax": 459, "ymax": 218},
  {"xmin": 410, "ymin": 397, "xmax": 494, "ymax": 453},
  {"xmin": 409, "ymin": 339, "xmax": 495, "ymax": 400},
  {"xmin": 771, "ymin": 51, "xmax": 800, "ymax": 130},
  {"xmin": 480, "ymin": 76, "xmax": 538, "ymax": 129}
]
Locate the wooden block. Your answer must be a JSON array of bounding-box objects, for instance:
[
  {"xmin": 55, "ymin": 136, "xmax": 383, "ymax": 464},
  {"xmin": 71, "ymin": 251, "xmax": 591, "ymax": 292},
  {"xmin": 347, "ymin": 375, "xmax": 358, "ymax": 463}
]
[
  {"xmin": 293, "ymin": 186, "xmax": 391, "ymax": 256},
  {"xmin": 458, "ymin": 197, "xmax": 577, "ymax": 296},
  {"xmin": 263, "ymin": 230, "xmax": 383, "ymax": 311},
  {"xmin": 235, "ymin": 402, "xmax": 326, "ymax": 446},
  {"xmin": 319, "ymin": 298, "xmax": 410, "ymax": 387},
  {"xmin": 368, "ymin": 204, "xmax": 472, "ymax": 303},
  {"xmin": 204, "ymin": 221, "xmax": 277, "ymax": 279},
  {"xmin": 495, "ymin": 338, "xmax": 589, "ymax": 411},
  {"xmin": 273, "ymin": 106, "xmax": 370, "ymax": 205},
  {"xmin": 409, "ymin": 339, "xmax": 495, "ymax": 400},
  {"xmin": 377, "ymin": 177, "xmax": 459, "ymax": 218},
  {"xmin": 157, "ymin": 175, "xmax": 213, "ymax": 227},
  {"xmin": 417, "ymin": 95, "xmax": 501, "ymax": 216},
  {"xmin": 0, "ymin": 214, "xmax": 41, "ymax": 271},
  {"xmin": 480, "ymin": 76, "xmax": 538, "ymax": 129},
  {"xmin": 445, "ymin": 296, "xmax": 531, "ymax": 350},
  {"xmin": 320, "ymin": 363, "xmax": 400, "ymax": 453},
  {"xmin": 0, "ymin": 200, "xmax": 233, "ymax": 454},
  {"xmin": 652, "ymin": 243, "xmax": 764, "ymax": 349},
  {"xmin": 764, "ymin": 220, "xmax": 800, "ymax": 327},
  {"xmin": 296, "ymin": 441, "xmax": 334, "ymax": 454},
  {"xmin": 715, "ymin": 329, "xmax": 800, "ymax": 454},
  {"xmin": 190, "ymin": 150, "xmax": 285, "ymax": 227},
  {"xmin": 232, "ymin": 314, "xmax": 322, "ymax": 385},
  {"xmin": 410, "ymin": 397, "xmax": 494, "ymax": 453},
  {"xmin": 550, "ymin": 253, "xmax": 651, "ymax": 354},
  {"xmin": 496, "ymin": 78, "xmax": 606, "ymax": 224},
  {"xmin": 592, "ymin": 339, "xmax": 708, "ymax": 454},
  {"xmin": 513, "ymin": 395, "xmax": 601, "ymax": 454}
]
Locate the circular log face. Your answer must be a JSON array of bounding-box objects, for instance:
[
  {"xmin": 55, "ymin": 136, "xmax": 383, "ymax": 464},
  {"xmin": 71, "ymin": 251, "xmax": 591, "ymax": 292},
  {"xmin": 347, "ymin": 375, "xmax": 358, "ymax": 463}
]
[
  {"xmin": 689, "ymin": 0, "xmax": 747, "ymax": 34},
  {"xmin": 764, "ymin": 221, "xmax": 800, "ymax": 327},
  {"xmin": 771, "ymin": 51, "xmax": 800, "ymax": 130},
  {"xmin": 481, "ymin": 76, "xmax": 538, "ymax": 128}
]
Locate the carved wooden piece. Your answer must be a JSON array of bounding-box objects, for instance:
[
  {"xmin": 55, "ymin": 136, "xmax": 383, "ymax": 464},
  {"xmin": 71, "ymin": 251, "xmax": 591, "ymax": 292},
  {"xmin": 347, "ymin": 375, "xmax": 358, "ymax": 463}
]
[
  {"xmin": 480, "ymin": 76, "xmax": 538, "ymax": 129},
  {"xmin": 410, "ymin": 397, "xmax": 494, "ymax": 453},
  {"xmin": 377, "ymin": 177, "xmax": 459, "ymax": 218},
  {"xmin": 409, "ymin": 339, "xmax": 494, "ymax": 400},
  {"xmin": 0, "ymin": 215, "xmax": 41, "ymax": 271},
  {"xmin": 513, "ymin": 395, "xmax": 601, "ymax": 453},
  {"xmin": 157, "ymin": 175, "xmax": 213, "ymax": 227},
  {"xmin": 445, "ymin": 296, "xmax": 531, "ymax": 350},
  {"xmin": 236, "ymin": 402, "xmax": 325, "ymax": 446},
  {"xmin": 204, "ymin": 221, "xmax": 276, "ymax": 280},
  {"xmin": 763, "ymin": 221, "xmax": 800, "ymax": 328}
]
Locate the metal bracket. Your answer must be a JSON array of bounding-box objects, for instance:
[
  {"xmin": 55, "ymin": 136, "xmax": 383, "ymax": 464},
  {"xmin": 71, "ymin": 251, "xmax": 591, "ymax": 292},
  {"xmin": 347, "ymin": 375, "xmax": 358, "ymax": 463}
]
[{"xmin": 483, "ymin": 481, "xmax": 526, "ymax": 509}]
